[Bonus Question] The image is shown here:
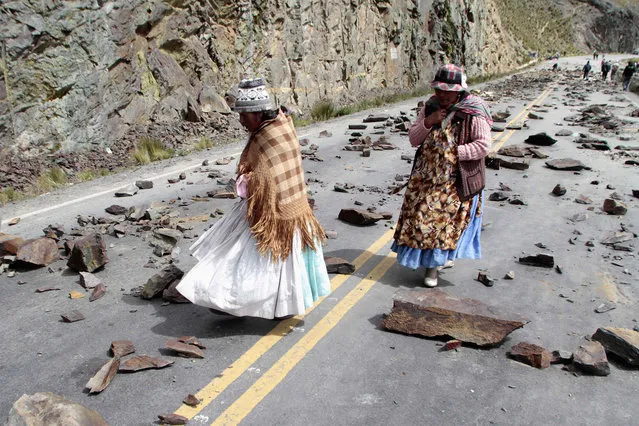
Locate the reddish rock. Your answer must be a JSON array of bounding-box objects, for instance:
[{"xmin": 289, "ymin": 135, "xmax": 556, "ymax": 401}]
[
  {"xmin": 183, "ymin": 394, "xmax": 201, "ymax": 407},
  {"xmin": 163, "ymin": 279, "xmax": 191, "ymax": 304},
  {"xmin": 165, "ymin": 339, "xmax": 205, "ymax": 358},
  {"xmin": 603, "ymin": 199, "xmax": 627, "ymax": 215},
  {"xmin": 119, "ymin": 355, "xmax": 174, "ymax": 372},
  {"xmin": 158, "ymin": 414, "xmax": 188, "ymax": 425},
  {"xmin": 443, "ymin": 340, "xmax": 462, "ymax": 351},
  {"xmin": 0, "ymin": 233, "xmax": 24, "ymax": 255},
  {"xmin": 508, "ymin": 342, "xmax": 551, "ymax": 369},
  {"xmin": 110, "ymin": 340, "xmax": 135, "ymax": 357},
  {"xmin": 382, "ymin": 289, "xmax": 528, "ymax": 346},
  {"xmin": 324, "ymin": 257, "xmax": 355, "ymax": 274},
  {"xmin": 67, "ymin": 233, "xmax": 109, "ymax": 272},
  {"xmin": 16, "ymin": 238, "xmax": 59, "ymax": 266},
  {"xmin": 85, "ymin": 357, "xmax": 120, "ymax": 394},
  {"xmin": 338, "ymin": 209, "xmax": 384, "ymax": 226},
  {"xmin": 573, "ymin": 341, "xmax": 610, "ymax": 376},
  {"xmin": 178, "ymin": 336, "xmax": 207, "ymax": 349},
  {"xmin": 592, "ymin": 327, "xmax": 639, "ymax": 366},
  {"xmin": 90, "ymin": 284, "xmax": 106, "ymax": 302}
]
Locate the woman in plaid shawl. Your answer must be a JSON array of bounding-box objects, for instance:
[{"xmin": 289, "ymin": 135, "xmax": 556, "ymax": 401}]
[
  {"xmin": 177, "ymin": 78, "xmax": 330, "ymax": 319},
  {"xmin": 392, "ymin": 64, "xmax": 493, "ymax": 287}
]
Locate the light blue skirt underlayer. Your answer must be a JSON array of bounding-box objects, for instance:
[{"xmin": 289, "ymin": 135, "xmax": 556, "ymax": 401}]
[{"xmin": 391, "ymin": 194, "xmax": 482, "ymax": 269}]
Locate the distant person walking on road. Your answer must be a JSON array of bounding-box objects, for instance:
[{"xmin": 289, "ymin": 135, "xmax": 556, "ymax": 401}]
[
  {"xmin": 622, "ymin": 61, "xmax": 637, "ymax": 91},
  {"xmin": 177, "ymin": 77, "xmax": 330, "ymax": 319},
  {"xmin": 601, "ymin": 60, "xmax": 611, "ymax": 81},
  {"xmin": 583, "ymin": 60, "xmax": 592, "ymax": 79},
  {"xmin": 392, "ymin": 64, "xmax": 493, "ymax": 287}
]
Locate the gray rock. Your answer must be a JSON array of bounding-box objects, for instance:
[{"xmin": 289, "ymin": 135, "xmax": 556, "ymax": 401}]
[
  {"xmin": 141, "ymin": 265, "xmax": 184, "ymax": 299},
  {"xmin": 551, "ymin": 184, "xmax": 566, "ymax": 196},
  {"xmin": 546, "ymin": 158, "xmax": 587, "ymax": 171},
  {"xmin": 7, "ymin": 392, "xmax": 108, "ymax": 425},
  {"xmin": 573, "ymin": 341, "xmax": 610, "ymax": 376},
  {"xmin": 114, "ymin": 185, "xmax": 139, "ymax": 197},
  {"xmin": 135, "ymin": 180, "xmax": 154, "ymax": 189}
]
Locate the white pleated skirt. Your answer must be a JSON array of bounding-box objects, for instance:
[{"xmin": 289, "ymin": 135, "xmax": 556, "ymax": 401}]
[{"xmin": 176, "ymin": 200, "xmax": 330, "ymax": 319}]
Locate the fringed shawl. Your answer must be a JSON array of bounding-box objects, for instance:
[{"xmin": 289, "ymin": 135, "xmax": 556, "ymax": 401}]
[{"xmin": 237, "ymin": 111, "xmax": 325, "ymax": 260}]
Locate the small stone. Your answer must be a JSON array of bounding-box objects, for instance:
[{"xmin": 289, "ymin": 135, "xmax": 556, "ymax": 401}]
[
  {"xmin": 476, "ymin": 271, "xmax": 495, "ymax": 287},
  {"xmin": 603, "ymin": 199, "xmax": 627, "ymax": 215},
  {"xmin": 569, "ymin": 213, "xmax": 588, "ymax": 223},
  {"xmin": 504, "ymin": 271, "xmax": 515, "ymax": 280},
  {"xmin": 165, "ymin": 339, "xmax": 205, "ymax": 358},
  {"xmin": 85, "ymin": 357, "xmax": 120, "ymax": 394},
  {"xmin": 551, "ymin": 184, "xmax": 566, "ymax": 196},
  {"xmin": 508, "ymin": 342, "xmax": 551, "ymax": 369},
  {"xmin": 179, "ymin": 172, "xmax": 186, "ymax": 180},
  {"xmin": 119, "ymin": 355, "xmax": 173, "ymax": 372},
  {"xmin": 443, "ymin": 340, "xmax": 462, "ymax": 351},
  {"xmin": 488, "ymin": 191, "xmax": 509, "ymax": 202},
  {"xmin": 324, "ymin": 257, "xmax": 355, "ymax": 274},
  {"xmin": 105, "ymin": 205, "xmax": 127, "ymax": 215},
  {"xmin": 595, "ymin": 302, "xmax": 616, "ymax": 313},
  {"xmin": 61, "ymin": 310, "xmax": 85, "ymax": 323},
  {"xmin": 183, "ymin": 394, "xmax": 201, "ymax": 407},
  {"xmin": 157, "ymin": 414, "xmax": 188, "ymax": 425},
  {"xmin": 114, "ymin": 185, "xmax": 138, "ymax": 197},
  {"xmin": 519, "ymin": 253, "xmax": 554, "ymax": 268},
  {"xmin": 215, "ymin": 157, "xmax": 233, "ymax": 165},
  {"xmin": 574, "ymin": 195, "xmax": 593, "ymax": 204},
  {"xmin": 573, "ymin": 341, "xmax": 610, "ymax": 376},
  {"xmin": 338, "ymin": 209, "xmax": 384, "ymax": 226},
  {"xmin": 69, "ymin": 291, "xmax": 84, "ymax": 299},
  {"xmin": 135, "ymin": 180, "xmax": 154, "ymax": 189},
  {"xmin": 90, "ymin": 284, "xmax": 106, "ymax": 302},
  {"xmin": 551, "ymin": 350, "xmax": 573, "ymax": 364},
  {"xmin": 525, "ymin": 132, "xmax": 556, "ymax": 146},
  {"xmin": 110, "ymin": 340, "xmax": 135, "ymax": 357}
]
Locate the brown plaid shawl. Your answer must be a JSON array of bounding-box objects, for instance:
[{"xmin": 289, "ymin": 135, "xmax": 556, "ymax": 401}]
[{"xmin": 237, "ymin": 111, "xmax": 325, "ymax": 260}]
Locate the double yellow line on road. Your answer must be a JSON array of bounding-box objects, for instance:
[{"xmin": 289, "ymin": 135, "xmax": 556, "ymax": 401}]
[
  {"xmin": 491, "ymin": 87, "xmax": 555, "ymax": 153},
  {"xmin": 172, "ymin": 85, "xmax": 556, "ymax": 425},
  {"xmin": 173, "ymin": 229, "xmax": 395, "ymax": 420}
]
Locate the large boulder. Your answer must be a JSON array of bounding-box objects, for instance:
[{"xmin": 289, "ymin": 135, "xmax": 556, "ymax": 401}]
[{"xmin": 67, "ymin": 233, "xmax": 109, "ymax": 272}]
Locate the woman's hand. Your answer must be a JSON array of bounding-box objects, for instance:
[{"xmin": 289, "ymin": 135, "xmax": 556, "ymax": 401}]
[{"xmin": 424, "ymin": 109, "xmax": 447, "ymax": 128}]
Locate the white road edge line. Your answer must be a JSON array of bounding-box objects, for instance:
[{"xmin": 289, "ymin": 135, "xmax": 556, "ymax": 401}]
[{"xmin": 1, "ymin": 131, "xmax": 314, "ymax": 226}]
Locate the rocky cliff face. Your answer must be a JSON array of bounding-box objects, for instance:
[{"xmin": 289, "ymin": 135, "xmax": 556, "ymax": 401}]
[
  {"xmin": 0, "ymin": 0, "xmax": 526, "ymax": 155},
  {"xmin": 571, "ymin": 0, "xmax": 639, "ymax": 53}
]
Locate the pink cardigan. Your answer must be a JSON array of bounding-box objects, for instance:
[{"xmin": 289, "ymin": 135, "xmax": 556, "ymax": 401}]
[{"xmin": 408, "ymin": 107, "xmax": 492, "ymax": 161}]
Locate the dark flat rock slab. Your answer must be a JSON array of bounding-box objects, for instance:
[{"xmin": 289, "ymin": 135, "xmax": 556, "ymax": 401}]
[
  {"xmin": 592, "ymin": 327, "xmax": 639, "ymax": 366},
  {"xmin": 382, "ymin": 288, "xmax": 528, "ymax": 347}
]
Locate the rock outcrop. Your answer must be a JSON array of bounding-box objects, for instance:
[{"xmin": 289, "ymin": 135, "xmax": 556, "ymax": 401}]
[{"xmin": 0, "ymin": 0, "xmax": 525, "ymax": 156}]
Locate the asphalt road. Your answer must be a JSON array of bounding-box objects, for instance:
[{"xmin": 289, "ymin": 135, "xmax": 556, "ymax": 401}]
[{"xmin": 1, "ymin": 55, "xmax": 638, "ymax": 425}]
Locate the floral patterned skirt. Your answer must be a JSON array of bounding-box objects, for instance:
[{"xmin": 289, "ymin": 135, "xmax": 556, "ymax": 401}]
[{"xmin": 391, "ymin": 192, "xmax": 483, "ymax": 269}]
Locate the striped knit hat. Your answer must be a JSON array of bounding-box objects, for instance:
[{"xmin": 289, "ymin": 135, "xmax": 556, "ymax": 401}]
[
  {"xmin": 232, "ymin": 77, "xmax": 274, "ymax": 113},
  {"xmin": 430, "ymin": 64, "xmax": 468, "ymax": 92}
]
